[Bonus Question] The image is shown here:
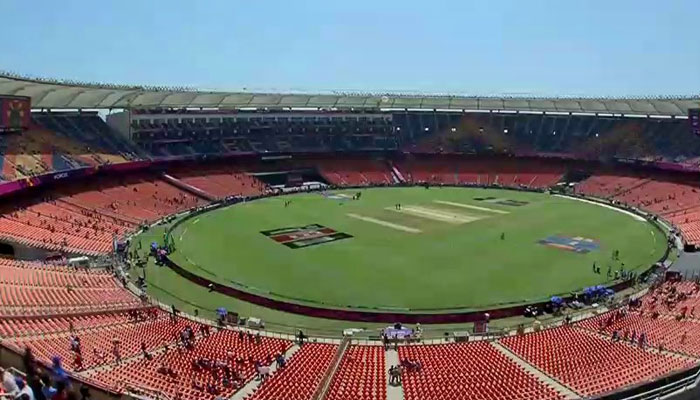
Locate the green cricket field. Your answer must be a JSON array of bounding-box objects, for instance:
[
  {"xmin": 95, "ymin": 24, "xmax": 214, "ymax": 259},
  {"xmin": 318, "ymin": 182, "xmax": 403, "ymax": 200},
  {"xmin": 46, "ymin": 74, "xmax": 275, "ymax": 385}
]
[{"xmin": 141, "ymin": 187, "xmax": 665, "ymax": 322}]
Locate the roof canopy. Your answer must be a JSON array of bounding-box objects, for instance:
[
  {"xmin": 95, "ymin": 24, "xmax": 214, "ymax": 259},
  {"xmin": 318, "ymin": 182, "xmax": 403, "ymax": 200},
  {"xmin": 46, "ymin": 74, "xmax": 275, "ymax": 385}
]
[{"xmin": 1, "ymin": 73, "xmax": 697, "ymax": 116}]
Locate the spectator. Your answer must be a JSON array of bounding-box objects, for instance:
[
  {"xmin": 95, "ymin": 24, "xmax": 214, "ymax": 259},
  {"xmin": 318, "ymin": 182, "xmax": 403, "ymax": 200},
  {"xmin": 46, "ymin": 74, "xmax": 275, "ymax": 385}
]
[
  {"xmin": 16, "ymin": 378, "xmax": 35, "ymax": 400},
  {"xmin": 275, "ymin": 354, "xmax": 286, "ymax": 369},
  {"xmin": 25, "ymin": 374, "xmax": 45, "ymax": 400},
  {"xmin": 50, "ymin": 357, "xmax": 67, "ymax": 386},
  {"xmin": 1, "ymin": 367, "xmax": 19, "ymax": 398},
  {"xmin": 78, "ymin": 386, "xmax": 90, "ymax": 400},
  {"xmin": 185, "ymin": 326, "xmax": 195, "ymax": 345},
  {"xmin": 140, "ymin": 342, "xmax": 152, "ymax": 361},
  {"xmin": 254, "ymin": 362, "xmax": 270, "ymax": 382},
  {"xmin": 23, "ymin": 348, "xmax": 37, "ymax": 378},
  {"xmin": 389, "ymin": 365, "xmax": 401, "ymax": 385},
  {"xmin": 401, "ymin": 359, "xmax": 422, "ymax": 372},
  {"xmin": 639, "ymin": 332, "xmax": 647, "ymax": 349},
  {"xmin": 52, "ymin": 381, "xmax": 69, "ymax": 400},
  {"xmin": 39, "ymin": 375, "xmax": 56, "ymax": 400},
  {"xmin": 206, "ymin": 383, "xmax": 219, "ymax": 396},
  {"xmin": 73, "ymin": 353, "xmax": 83, "ymax": 371},
  {"xmin": 112, "ymin": 340, "xmax": 122, "ymax": 364},
  {"xmin": 156, "ymin": 363, "xmax": 168, "ymax": 375},
  {"xmin": 199, "ymin": 325, "xmax": 209, "ymax": 338}
]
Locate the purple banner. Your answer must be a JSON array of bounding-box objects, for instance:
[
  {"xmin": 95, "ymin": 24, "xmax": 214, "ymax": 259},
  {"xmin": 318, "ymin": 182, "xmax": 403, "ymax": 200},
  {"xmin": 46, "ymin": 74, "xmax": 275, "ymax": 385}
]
[
  {"xmin": 0, "ymin": 180, "xmax": 23, "ymax": 197},
  {"xmin": 0, "ymin": 167, "xmax": 95, "ymax": 198},
  {"xmin": 0, "ymin": 159, "xmax": 169, "ymax": 200}
]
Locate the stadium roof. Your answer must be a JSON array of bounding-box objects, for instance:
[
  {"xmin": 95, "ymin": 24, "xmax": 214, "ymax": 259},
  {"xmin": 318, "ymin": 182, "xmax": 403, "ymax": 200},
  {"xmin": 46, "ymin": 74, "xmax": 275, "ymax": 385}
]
[{"xmin": 1, "ymin": 72, "xmax": 698, "ymax": 116}]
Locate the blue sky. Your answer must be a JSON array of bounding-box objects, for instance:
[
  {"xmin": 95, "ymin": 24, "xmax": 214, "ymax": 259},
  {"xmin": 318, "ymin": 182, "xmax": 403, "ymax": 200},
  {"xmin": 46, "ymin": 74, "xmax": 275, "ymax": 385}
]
[{"xmin": 1, "ymin": 0, "xmax": 699, "ymax": 97}]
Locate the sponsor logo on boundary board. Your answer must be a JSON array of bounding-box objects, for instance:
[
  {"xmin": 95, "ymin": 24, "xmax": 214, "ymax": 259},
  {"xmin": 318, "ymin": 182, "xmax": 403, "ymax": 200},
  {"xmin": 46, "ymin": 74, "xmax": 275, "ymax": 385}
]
[
  {"xmin": 320, "ymin": 192, "xmax": 352, "ymax": 201},
  {"xmin": 261, "ymin": 224, "xmax": 352, "ymax": 249},
  {"xmin": 538, "ymin": 235, "xmax": 600, "ymax": 254},
  {"xmin": 474, "ymin": 197, "xmax": 529, "ymax": 207}
]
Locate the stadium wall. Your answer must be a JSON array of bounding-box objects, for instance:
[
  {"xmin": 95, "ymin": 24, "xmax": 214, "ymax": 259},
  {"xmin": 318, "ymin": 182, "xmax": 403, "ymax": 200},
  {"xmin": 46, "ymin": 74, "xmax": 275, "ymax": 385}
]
[
  {"xmin": 105, "ymin": 110, "xmax": 130, "ymax": 140},
  {"xmin": 8, "ymin": 241, "xmax": 57, "ymax": 260}
]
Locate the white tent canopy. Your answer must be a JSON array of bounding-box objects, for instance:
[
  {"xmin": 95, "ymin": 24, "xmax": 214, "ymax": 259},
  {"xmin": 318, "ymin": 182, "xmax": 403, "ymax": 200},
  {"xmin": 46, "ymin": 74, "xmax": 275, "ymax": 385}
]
[{"xmin": 0, "ymin": 72, "xmax": 697, "ymax": 116}]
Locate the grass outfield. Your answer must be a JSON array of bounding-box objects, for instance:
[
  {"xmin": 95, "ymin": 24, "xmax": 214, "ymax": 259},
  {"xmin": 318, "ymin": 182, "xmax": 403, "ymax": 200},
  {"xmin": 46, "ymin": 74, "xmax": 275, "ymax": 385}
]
[{"xmin": 161, "ymin": 187, "xmax": 665, "ymax": 312}]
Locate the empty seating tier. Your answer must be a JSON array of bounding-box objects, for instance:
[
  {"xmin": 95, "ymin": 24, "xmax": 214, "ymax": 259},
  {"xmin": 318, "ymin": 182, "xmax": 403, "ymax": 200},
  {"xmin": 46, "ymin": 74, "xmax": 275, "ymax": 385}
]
[
  {"xmin": 396, "ymin": 158, "xmax": 564, "ymax": 189},
  {"xmin": 326, "ymin": 345, "xmax": 386, "ymax": 400},
  {"xmin": 170, "ymin": 165, "xmax": 267, "ymax": 199},
  {"xmin": 247, "ymin": 343, "xmax": 337, "ymax": 400},
  {"xmin": 576, "ymin": 172, "xmax": 700, "ymax": 245},
  {"xmin": 500, "ymin": 325, "xmax": 695, "ymax": 397},
  {"xmin": 316, "ymin": 159, "xmax": 394, "ymax": 186},
  {"xmin": 0, "ymin": 258, "xmax": 140, "ymax": 316},
  {"xmin": 398, "ymin": 341, "xmax": 563, "ymax": 400}
]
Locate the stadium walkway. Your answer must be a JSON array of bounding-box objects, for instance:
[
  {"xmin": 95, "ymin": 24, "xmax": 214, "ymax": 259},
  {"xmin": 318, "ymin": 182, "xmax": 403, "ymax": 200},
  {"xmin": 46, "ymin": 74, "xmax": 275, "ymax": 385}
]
[
  {"xmin": 230, "ymin": 344, "xmax": 301, "ymax": 400},
  {"xmin": 385, "ymin": 348, "xmax": 404, "ymax": 400},
  {"xmin": 670, "ymin": 251, "xmax": 700, "ymax": 279},
  {"xmin": 492, "ymin": 341, "xmax": 581, "ymax": 399}
]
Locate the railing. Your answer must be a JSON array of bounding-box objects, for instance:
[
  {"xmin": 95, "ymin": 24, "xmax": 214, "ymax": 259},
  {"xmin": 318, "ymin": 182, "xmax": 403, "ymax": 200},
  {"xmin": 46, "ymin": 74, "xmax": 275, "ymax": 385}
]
[
  {"xmin": 312, "ymin": 337, "xmax": 351, "ymax": 400},
  {"xmin": 0, "ymin": 301, "xmax": 144, "ymax": 319},
  {"xmin": 619, "ymin": 367, "xmax": 700, "ymax": 400}
]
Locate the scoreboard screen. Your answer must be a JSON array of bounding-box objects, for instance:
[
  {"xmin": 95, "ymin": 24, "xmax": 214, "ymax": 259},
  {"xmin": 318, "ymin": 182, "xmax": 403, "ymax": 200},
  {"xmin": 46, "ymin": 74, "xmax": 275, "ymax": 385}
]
[
  {"xmin": 690, "ymin": 108, "xmax": 700, "ymax": 136},
  {"xmin": 0, "ymin": 95, "xmax": 31, "ymax": 133}
]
